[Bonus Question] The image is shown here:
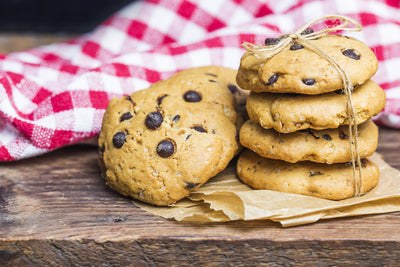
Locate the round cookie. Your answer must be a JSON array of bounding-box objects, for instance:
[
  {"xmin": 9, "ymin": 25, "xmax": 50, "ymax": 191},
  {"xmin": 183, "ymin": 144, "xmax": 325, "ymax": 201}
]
[
  {"xmin": 98, "ymin": 66, "xmax": 240, "ymax": 206},
  {"xmin": 237, "ymin": 150, "xmax": 380, "ymax": 200},
  {"xmin": 246, "ymin": 79, "xmax": 385, "ymax": 133},
  {"xmin": 239, "ymin": 119, "xmax": 378, "ymax": 164},
  {"xmin": 237, "ymin": 35, "xmax": 378, "ymax": 94}
]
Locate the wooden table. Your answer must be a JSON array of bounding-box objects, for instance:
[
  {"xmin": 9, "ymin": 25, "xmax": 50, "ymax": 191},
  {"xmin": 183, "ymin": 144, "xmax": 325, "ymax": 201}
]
[
  {"xmin": 0, "ymin": 126, "xmax": 399, "ymax": 266},
  {"xmin": 1, "ymin": 35, "xmax": 400, "ymax": 266}
]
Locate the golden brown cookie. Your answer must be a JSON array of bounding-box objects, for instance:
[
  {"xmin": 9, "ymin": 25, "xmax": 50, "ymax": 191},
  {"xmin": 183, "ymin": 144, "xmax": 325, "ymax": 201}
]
[
  {"xmin": 237, "ymin": 35, "xmax": 378, "ymax": 94},
  {"xmin": 246, "ymin": 79, "xmax": 385, "ymax": 133},
  {"xmin": 98, "ymin": 66, "xmax": 240, "ymax": 206},
  {"xmin": 239, "ymin": 120, "xmax": 378, "ymax": 164},
  {"xmin": 237, "ymin": 150, "xmax": 379, "ymax": 200}
]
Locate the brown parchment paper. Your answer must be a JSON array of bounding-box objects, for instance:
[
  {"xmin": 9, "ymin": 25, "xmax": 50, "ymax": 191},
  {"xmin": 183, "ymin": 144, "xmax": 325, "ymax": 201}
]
[{"xmin": 134, "ymin": 153, "xmax": 400, "ymax": 227}]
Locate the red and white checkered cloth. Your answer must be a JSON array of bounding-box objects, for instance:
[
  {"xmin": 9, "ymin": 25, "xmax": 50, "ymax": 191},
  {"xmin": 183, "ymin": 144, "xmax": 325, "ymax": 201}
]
[{"xmin": 0, "ymin": 0, "xmax": 399, "ymax": 161}]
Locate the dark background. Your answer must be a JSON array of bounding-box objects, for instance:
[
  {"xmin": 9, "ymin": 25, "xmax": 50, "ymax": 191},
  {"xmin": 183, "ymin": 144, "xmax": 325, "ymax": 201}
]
[{"xmin": 0, "ymin": 0, "xmax": 133, "ymax": 33}]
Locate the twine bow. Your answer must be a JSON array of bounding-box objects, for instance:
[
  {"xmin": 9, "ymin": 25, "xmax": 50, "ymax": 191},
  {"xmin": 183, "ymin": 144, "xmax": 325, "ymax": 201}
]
[{"xmin": 243, "ymin": 15, "xmax": 364, "ymax": 197}]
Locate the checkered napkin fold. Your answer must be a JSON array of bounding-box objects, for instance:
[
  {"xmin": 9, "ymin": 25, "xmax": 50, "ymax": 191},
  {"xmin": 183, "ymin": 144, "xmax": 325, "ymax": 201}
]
[{"xmin": 0, "ymin": 0, "xmax": 399, "ymax": 161}]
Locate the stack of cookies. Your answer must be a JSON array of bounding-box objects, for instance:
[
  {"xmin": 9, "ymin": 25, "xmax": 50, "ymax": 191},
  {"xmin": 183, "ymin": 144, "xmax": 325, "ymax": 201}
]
[{"xmin": 236, "ymin": 34, "xmax": 386, "ymax": 200}]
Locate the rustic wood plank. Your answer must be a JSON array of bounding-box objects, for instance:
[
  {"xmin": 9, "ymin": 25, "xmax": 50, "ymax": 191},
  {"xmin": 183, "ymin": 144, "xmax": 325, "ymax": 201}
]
[{"xmin": 1, "ymin": 126, "xmax": 400, "ymax": 266}]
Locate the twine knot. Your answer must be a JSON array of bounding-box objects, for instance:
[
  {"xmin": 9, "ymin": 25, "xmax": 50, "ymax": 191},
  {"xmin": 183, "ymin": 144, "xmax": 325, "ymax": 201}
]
[{"xmin": 288, "ymin": 33, "xmax": 300, "ymax": 39}]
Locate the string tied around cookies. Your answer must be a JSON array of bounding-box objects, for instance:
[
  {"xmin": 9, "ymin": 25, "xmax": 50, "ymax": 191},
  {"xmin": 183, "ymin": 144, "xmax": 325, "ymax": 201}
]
[{"xmin": 243, "ymin": 15, "xmax": 364, "ymax": 197}]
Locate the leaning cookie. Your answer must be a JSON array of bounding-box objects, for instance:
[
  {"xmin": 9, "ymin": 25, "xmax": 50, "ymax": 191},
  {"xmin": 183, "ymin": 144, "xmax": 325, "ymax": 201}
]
[
  {"xmin": 246, "ymin": 79, "xmax": 385, "ymax": 133},
  {"xmin": 98, "ymin": 66, "xmax": 240, "ymax": 206},
  {"xmin": 240, "ymin": 120, "xmax": 378, "ymax": 164},
  {"xmin": 237, "ymin": 35, "xmax": 378, "ymax": 94},
  {"xmin": 237, "ymin": 150, "xmax": 379, "ymax": 200}
]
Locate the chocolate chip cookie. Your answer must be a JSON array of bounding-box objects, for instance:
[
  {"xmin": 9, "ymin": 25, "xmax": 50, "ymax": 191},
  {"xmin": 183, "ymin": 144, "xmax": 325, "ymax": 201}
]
[
  {"xmin": 239, "ymin": 119, "xmax": 378, "ymax": 164},
  {"xmin": 246, "ymin": 79, "xmax": 385, "ymax": 133},
  {"xmin": 237, "ymin": 35, "xmax": 378, "ymax": 94},
  {"xmin": 98, "ymin": 66, "xmax": 241, "ymax": 206},
  {"xmin": 237, "ymin": 149, "xmax": 379, "ymax": 200}
]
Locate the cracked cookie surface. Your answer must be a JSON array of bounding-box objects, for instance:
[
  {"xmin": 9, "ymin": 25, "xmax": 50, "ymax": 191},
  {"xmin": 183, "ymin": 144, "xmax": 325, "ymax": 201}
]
[
  {"xmin": 237, "ymin": 149, "xmax": 379, "ymax": 200},
  {"xmin": 246, "ymin": 79, "xmax": 385, "ymax": 133},
  {"xmin": 239, "ymin": 119, "xmax": 378, "ymax": 164},
  {"xmin": 237, "ymin": 35, "xmax": 378, "ymax": 94},
  {"xmin": 98, "ymin": 66, "xmax": 241, "ymax": 206}
]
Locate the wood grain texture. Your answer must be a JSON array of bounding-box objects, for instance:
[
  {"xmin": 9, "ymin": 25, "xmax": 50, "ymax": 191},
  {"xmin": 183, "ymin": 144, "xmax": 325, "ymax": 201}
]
[
  {"xmin": 1, "ymin": 34, "xmax": 400, "ymax": 265},
  {"xmin": 1, "ymin": 126, "xmax": 400, "ymax": 266}
]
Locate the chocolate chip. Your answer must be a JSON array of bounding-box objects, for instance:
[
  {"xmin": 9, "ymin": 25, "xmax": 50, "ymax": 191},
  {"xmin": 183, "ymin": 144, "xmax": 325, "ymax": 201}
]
[
  {"xmin": 183, "ymin": 90, "xmax": 202, "ymax": 102},
  {"xmin": 265, "ymin": 38, "xmax": 280, "ymax": 46},
  {"xmin": 339, "ymin": 130, "xmax": 349, "ymax": 140},
  {"xmin": 267, "ymin": 73, "xmax": 279, "ymax": 86},
  {"xmin": 361, "ymin": 158, "xmax": 368, "ymax": 167},
  {"xmin": 342, "ymin": 49, "xmax": 360, "ymax": 60},
  {"xmin": 99, "ymin": 145, "xmax": 105, "ymax": 153},
  {"xmin": 302, "ymin": 78, "xmax": 316, "ymax": 86},
  {"xmin": 126, "ymin": 95, "xmax": 136, "ymax": 105},
  {"xmin": 228, "ymin": 84, "xmax": 239, "ymax": 94},
  {"xmin": 185, "ymin": 134, "xmax": 192, "ymax": 140},
  {"xmin": 185, "ymin": 182, "xmax": 200, "ymax": 189},
  {"xmin": 322, "ymin": 134, "xmax": 332, "ymax": 141},
  {"xmin": 145, "ymin": 112, "xmax": 163, "ymax": 130},
  {"xmin": 349, "ymin": 158, "xmax": 368, "ymax": 168},
  {"xmin": 301, "ymin": 28, "xmax": 314, "ymax": 35},
  {"xmin": 172, "ymin": 115, "xmax": 180, "ymax": 123},
  {"xmin": 334, "ymin": 89, "xmax": 345, "ymax": 95},
  {"xmin": 205, "ymin": 73, "xmax": 217, "ymax": 77},
  {"xmin": 113, "ymin": 132, "xmax": 126, "ymax": 148},
  {"xmin": 208, "ymin": 79, "xmax": 217, "ymax": 83},
  {"xmin": 120, "ymin": 112, "xmax": 133, "ymax": 122},
  {"xmin": 191, "ymin": 126, "xmax": 207, "ymax": 133},
  {"xmin": 300, "ymin": 129, "xmax": 320, "ymax": 139},
  {"xmin": 156, "ymin": 139, "xmax": 176, "ymax": 158},
  {"xmin": 309, "ymin": 171, "xmax": 323, "ymax": 177},
  {"xmin": 290, "ymin": 44, "xmax": 304, "ymax": 50},
  {"xmin": 157, "ymin": 94, "xmax": 168, "ymax": 106}
]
